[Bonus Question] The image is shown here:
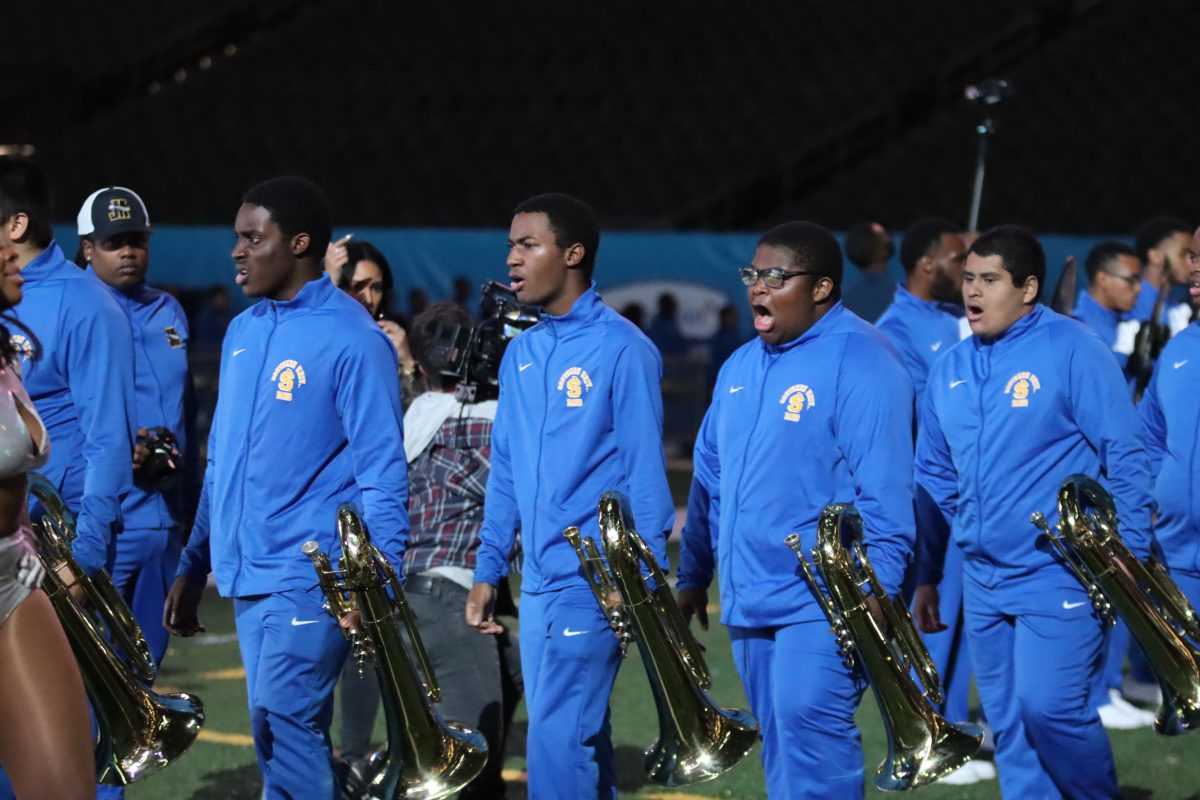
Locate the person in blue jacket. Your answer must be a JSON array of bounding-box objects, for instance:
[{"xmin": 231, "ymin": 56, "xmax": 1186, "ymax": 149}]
[
  {"xmin": 1139, "ymin": 236, "xmax": 1200, "ymax": 612},
  {"xmin": 163, "ymin": 177, "xmax": 409, "ymax": 800},
  {"xmin": 914, "ymin": 226, "xmax": 1154, "ymax": 800},
  {"xmin": 464, "ymin": 193, "xmax": 674, "ymax": 800},
  {"xmin": 0, "ymin": 157, "xmax": 135, "ymax": 577},
  {"xmin": 675, "ymin": 221, "xmax": 916, "ymax": 799},
  {"xmin": 877, "ymin": 218, "xmax": 996, "ymax": 786},
  {"xmin": 1072, "ymin": 241, "xmax": 1143, "ymax": 371},
  {"xmin": 77, "ymin": 186, "xmax": 199, "ymax": 674},
  {"xmin": 1070, "ymin": 240, "xmax": 1158, "ymax": 730}
]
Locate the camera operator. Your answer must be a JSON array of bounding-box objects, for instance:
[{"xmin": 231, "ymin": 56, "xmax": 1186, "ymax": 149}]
[{"xmin": 338, "ymin": 300, "xmax": 523, "ymax": 799}]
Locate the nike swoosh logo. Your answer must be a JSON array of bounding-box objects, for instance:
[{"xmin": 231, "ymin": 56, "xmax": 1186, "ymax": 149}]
[
  {"xmin": 729, "ymin": 386, "xmax": 745, "ymax": 393},
  {"xmin": 562, "ymin": 627, "xmax": 589, "ymax": 637},
  {"xmin": 950, "ymin": 379, "xmax": 967, "ymax": 389},
  {"xmin": 519, "ymin": 362, "xmax": 533, "ymax": 372},
  {"xmin": 930, "ymin": 341, "xmax": 942, "ymax": 352},
  {"xmin": 1175, "ymin": 360, "xmax": 1189, "ymax": 369},
  {"xmin": 1062, "ymin": 600, "xmax": 1088, "ymax": 610},
  {"xmin": 232, "ymin": 348, "xmax": 247, "ymax": 357},
  {"xmin": 290, "ymin": 617, "xmax": 320, "ymax": 626}
]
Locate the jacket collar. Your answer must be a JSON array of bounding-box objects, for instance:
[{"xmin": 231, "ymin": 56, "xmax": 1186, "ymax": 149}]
[
  {"xmin": 263, "ymin": 274, "xmax": 336, "ymax": 318},
  {"xmin": 539, "ymin": 283, "xmax": 605, "ymax": 329},
  {"xmin": 972, "ymin": 302, "xmax": 1044, "ymax": 350},
  {"xmin": 86, "ymin": 265, "xmax": 157, "ymax": 305},
  {"xmin": 1075, "ymin": 291, "xmax": 1118, "ymax": 325},
  {"xmin": 19, "ymin": 241, "xmax": 71, "ymax": 282}
]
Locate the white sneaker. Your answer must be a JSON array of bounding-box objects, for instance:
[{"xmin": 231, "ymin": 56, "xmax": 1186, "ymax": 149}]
[
  {"xmin": 938, "ymin": 759, "xmax": 998, "ymax": 785},
  {"xmin": 1098, "ymin": 688, "xmax": 1157, "ymax": 729}
]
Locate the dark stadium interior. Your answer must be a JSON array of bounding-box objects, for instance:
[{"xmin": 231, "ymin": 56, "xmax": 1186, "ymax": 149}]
[{"xmin": 6, "ymin": 0, "xmax": 1199, "ymax": 233}]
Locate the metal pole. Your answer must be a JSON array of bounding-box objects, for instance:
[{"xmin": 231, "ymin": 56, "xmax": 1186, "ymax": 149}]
[{"xmin": 967, "ymin": 119, "xmax": 993, "ymax": 233}]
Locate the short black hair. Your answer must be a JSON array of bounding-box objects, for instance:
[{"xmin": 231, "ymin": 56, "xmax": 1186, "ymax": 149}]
[
  {"xmin": 409, "ymin": 301, "xmax": 474, "ymax": 390},
  {"xmin": 512, "ymin": 193, "xmax": 600, "ymax": 280},
  {"xmin": 900, "ymin": 218, "xmax": 960, "ymax": 274},
  {"xmin": 1084, "ymin": 241, "xmax": 1137, "ymax": 284},
  {"xmin": 337, "ymin": 240, "xmax": 395, "ymax": 314},
  {"xmin": 1134, "ymin": 216, "xmax": 1191, "ymax": 263},
  {"xmin": 758, "ymin": 221, "xmax": 844, "ymax": 298},
  {"xmin": 0, "ymin": 156, "xmax": 54, "ymax": 249},
  {"xmin": 844, "ymin": 221, "xmax": 887, "ymax": 269},
  {"xmin": 242, "ymin": 176, "xmax": 332, "ymax": 260},
  {"xmin": 968, "ymin": 225, "xmax": 1045, "ymax": 300}
]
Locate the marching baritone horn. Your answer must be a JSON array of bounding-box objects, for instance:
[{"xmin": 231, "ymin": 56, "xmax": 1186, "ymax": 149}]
[
  {"xmin": 1031, "ymin": 474, "xmax": 1200, "ymax": 735},
  {"xmin": 303, "ymin": 504, "xmax": 487, "ymax": 800},
  {"xmin": 786, "ymin": 503, "xmax": 983, "ymax": 791},
  {"xmin": 28, "ymin": 472, "xmax": 205, "ymax": 785},
  {"xmin": 564, "ymin": 491, "xmax": 758, "ymax": 786}
]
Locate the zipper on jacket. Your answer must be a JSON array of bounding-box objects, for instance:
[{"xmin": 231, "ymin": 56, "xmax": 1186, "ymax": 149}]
[
  {"xmin": 726, "ymin": 351, "xmax": 772, "ymax": 620},
  {"xmin": 232, "ymin": 305, "xmax": 278, "ymax": 590},
  {"xmin": 531, "ymin": 323, "xmax": 557, "ymax": 590}
]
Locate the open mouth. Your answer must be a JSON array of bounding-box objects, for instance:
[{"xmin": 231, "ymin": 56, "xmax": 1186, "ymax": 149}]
[
  {"xmin": 509, "ymin": 274, "xmax": 525, "ymax": 294},
  {"xmin": 234, "ymin": 265, "xmax": 249, "ymax": 286},
  {"xmin": 752, "ymin": 303, "xmax": 774, "ymax": 333},
  {"xmin": 965, "ymin": 302, "xmax": 984, "ymax": 323},
  {"xmin": 1190, "ymin": 276, "xmax": 1200, "ymax": 299}
]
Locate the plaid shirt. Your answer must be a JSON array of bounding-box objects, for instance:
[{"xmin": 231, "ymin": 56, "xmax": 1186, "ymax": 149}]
[{"xmin": 403, "ymin": 416, "xmax": 492, "ymax": 576}]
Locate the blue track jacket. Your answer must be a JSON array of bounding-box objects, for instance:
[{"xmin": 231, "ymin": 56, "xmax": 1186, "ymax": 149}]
[
  {"xmin": 473, "ymin": 286, "xmax": 674, "ymax": 593},
  {"xmin": 96, "ymin": 276, "xmax": 199, "ymax": 531},
  {"xmin": 177, "ymin": 276, "xmax": 408, "ymax": 597},
  {"xmin": 916, "ymin": 304, "xmax": 1154, "ymax": 588},
  {"xmin": 875, "ymin": 283, "xmax": 969, "ymax": 403},
  {"xmin": 1139, "ymin": 321, "xmax": 1200, "ymax": 575},
  {"xmin": 676, "ymin": 303, "xmax": 916, "ymax": 629},
  {"xmin": 1072, "ymin": 291, "xmax": 1139, "ymax": 370},
  {"xmin": 12, "ymin": 242, "xmax": 135, "ymax": 573}
]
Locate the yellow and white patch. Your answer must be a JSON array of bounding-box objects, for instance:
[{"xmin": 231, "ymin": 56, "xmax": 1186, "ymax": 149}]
[
  {"xmin": 557, "ymin": 367, "xmax": 593, "ymax": 408},
  {"xmin": 779, "ymin": 383, "xmax": 815, "ymax": 422},
  {"xmin": 8, "ymin": 335, "xmax": 32, "ymax": 362},
  {"xmin": 1004, "ymin": 371, "xmax": 1040, "ymax": 408},
  {"xmin": 271, "ymin": 359, "xmax": 307, "ymax": 402}
]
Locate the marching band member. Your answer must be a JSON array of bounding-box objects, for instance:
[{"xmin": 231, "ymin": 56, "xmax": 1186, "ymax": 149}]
[
  {"xmin": 465, "ymin": 193, "xmax": 674, "ymax": 800},
  {"xmin": 676, "ymin": 221, "xmax": 915, "ymax": 799},
  {"xmin": 164, "ymin": 177, "xmax": 409, "ymax": 800},
  {"xmin": 77, "ymin": 186, "xmax": 200, "ymax": 677},
  {"xmin": 1132, "ymin": 216, "xmax": 1194, "ymax": 334},
  {"xmin": 1139, "ymin": 231, "xmax": 1200, "ymax": 612},
  {"xmin": 0, "ymin": 170, "xmax": 93, "ymax": 800},
  {"xmin": 915, "ymin": 226, "xmax": 1154, "ymax": 799}
]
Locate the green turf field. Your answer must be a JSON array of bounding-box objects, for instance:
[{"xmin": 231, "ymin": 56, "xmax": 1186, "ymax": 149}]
[{"xmin": 128, "ymin": 579, "xmax": 1200, "ymax": 800}]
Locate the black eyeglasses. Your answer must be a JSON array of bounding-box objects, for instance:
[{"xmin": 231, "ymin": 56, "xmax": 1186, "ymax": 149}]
[
  {"xmin": 738, "ymin": 266, "xmax": 817, "ymax": 289},
  {"xmin": 1105, "ymin": 270, "xmax": 1140, "ymax": 287}
]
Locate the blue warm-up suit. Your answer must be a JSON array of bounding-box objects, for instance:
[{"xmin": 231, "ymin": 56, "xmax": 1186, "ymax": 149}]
[
  {"xmin": 677, "ymin": 303, "xmax": 915, "ymax": 800},
  {"xmin": 876, "ymin": 284, "xmax": 973, "ymax": 725},
  {"xmin": 1140, "ymin": 320, "xmax": 1200, "ymax": 610},
  {"xmin": 916, "ymin": 304, "xmax": 1154, "ymax": 800},
  {"xmin": 98, "ymin": 277, "xmax": 199, "ymax": 671},
  {"xmin": 178, "ymin": 276, "xmax": 409, "ymax": 800},
  {"xmin": 0, "ymin": 243, "xmax": 136, "ymax": 800},
  {"xmin": 10, "ymin": 242, "xmax": 136, "ymax": 572},
  {"xmin": 473, "ymin": 286, "xmax": 674, "ymax": 800}
]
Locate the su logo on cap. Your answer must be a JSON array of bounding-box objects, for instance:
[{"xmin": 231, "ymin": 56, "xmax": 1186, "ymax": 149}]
[
  {"xmin": 1004, "ymin": 371, "xmax": 1040, "ymax": 408},
  {"xmin": 779, "ymin": 383, "xmax": 815, "ymax": 422},
  {"xmin": 272, "ymin": 359, "xmax": 306, "ymax": 402},
  {"xmin": 108, "ymin": 197, "xmax": 132, "ymax": 223},
  {"xmin": 557, "ymin": 367, "xmax": 593, "ymax": 408}
]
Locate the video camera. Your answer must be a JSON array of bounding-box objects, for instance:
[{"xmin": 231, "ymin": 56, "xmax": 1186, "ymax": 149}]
[{"xmin": 426, "ymin": 281, "xmax": 540, "ymax": 402}]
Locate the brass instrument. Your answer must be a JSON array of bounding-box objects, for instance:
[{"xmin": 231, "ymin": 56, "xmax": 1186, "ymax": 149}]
[
  {"xmin": 564, "ymin": 491, "xmax": 758, "ymax": 786},
  {"xmin": 28, "ymin": 473, "xmax": 205, "ymax": 785},
  {"xmin": 303, "ymin": 504, "xmax": 487, "ymax": 800},
  {"xmin": 1031, "ymin": 474, "xmax": 1200, "ymax": 735},
  {"xmin": 786, "ymin": 503, "xmax": 983, "ymax": 791}
]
